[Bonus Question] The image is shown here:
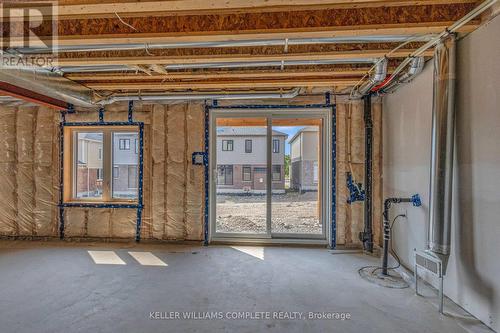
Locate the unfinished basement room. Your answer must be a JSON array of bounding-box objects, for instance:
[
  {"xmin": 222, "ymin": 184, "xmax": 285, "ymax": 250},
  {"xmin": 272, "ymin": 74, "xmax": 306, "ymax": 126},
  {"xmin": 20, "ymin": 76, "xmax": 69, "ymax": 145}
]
[{"xmin": 0, "ymin": 0, "xmax": 499, "ymax": 332}]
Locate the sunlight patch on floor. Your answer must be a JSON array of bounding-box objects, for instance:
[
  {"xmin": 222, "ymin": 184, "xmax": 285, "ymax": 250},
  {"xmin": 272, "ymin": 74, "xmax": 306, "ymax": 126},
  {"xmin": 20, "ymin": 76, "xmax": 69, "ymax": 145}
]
[
  {"xmin": 128, "ymin": 251, "xmax": 168, "ymax": 266},
  {"xmin": 87, "ymin": 251, "xmax": 126, "ymax": 265},
  {"xmin": 230, "ymin": 246, "xmax": 265, "ymax": 260}
]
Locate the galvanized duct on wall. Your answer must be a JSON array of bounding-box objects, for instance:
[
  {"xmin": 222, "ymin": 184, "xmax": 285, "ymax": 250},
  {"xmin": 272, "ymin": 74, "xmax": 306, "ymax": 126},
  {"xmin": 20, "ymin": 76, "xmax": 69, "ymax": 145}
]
[{"xmin": 427, "ymin": 35, "xmax": 456, "ymax": 273}]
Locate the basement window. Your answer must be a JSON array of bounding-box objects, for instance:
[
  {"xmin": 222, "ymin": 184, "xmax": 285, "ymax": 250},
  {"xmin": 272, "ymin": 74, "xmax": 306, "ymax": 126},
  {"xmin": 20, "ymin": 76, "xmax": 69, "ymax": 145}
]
[{"xmin": 63, "ymin": 126, "xmax": 140, "ymax": 203}]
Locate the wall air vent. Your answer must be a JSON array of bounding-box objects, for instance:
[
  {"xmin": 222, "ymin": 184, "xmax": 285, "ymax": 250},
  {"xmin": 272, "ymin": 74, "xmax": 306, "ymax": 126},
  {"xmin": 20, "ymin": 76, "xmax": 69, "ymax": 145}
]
[{"xmin": 414, "ymin": 250, "xmax": 444, "ymax": 313}]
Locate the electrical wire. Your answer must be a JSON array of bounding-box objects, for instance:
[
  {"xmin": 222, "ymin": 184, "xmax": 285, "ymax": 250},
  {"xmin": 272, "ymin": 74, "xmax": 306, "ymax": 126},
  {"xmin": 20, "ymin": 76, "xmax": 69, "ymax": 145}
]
[{"xmin": 357, "ymin": 214, "xmax": 406, "ymax": 276}]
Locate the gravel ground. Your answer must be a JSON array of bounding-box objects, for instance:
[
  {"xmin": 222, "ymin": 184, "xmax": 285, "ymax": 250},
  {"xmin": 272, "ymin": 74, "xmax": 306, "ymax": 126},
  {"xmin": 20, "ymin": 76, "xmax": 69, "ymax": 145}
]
[{"xmin": 216, "ymin": 191, "xmax": 322, "ymax": 234}]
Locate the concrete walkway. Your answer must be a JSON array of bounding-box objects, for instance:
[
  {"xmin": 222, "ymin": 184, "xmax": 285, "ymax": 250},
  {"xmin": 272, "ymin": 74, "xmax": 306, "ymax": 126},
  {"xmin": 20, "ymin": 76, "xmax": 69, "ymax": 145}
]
[{"xmin": 0, "ymin": 241, "xmax": 492, "ymax": 333}]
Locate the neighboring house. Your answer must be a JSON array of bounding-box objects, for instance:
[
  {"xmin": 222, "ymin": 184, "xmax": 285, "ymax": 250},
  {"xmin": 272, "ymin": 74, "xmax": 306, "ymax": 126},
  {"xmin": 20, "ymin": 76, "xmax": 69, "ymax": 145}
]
[
  {"xmin": 76, "ymin": 133, "xmax": 103, "ymax": 197},
  {"xmin": 216, "ymin": 127, "xmax": 288, "ymax": 194},
  {"xmin": 112, "ymin": 133, "xmax": 139, "ymax": 198},
  {"xmin": 76, "ymin": 132, "xmax": 138, "ymax": 198},
  {"xmin": 289, "ymin": 127, "xmax": 319, "ymax": 191}
]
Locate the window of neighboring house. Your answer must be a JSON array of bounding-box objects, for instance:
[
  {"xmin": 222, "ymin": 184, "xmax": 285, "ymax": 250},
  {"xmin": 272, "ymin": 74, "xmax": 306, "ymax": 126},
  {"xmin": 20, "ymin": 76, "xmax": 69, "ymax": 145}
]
[
  {"xmin": 273, "ymin": 139, "xmax": 280, "ymax": 153},
  {"xmin": 119, "ymin": 138, "xmax": 130, "ymax": 150},
  {"xmin": 113, "ymin": 166, "xmax": 120, "ymax": 179},
  {"xmin": 222, "ymin": 140, "xmax": 233, "ymax": 151},
  {"xmin": 313, "ymin": 161, "xmax": 319, "ymax": 183},
  {"xmin": 135, "ymin": 139, "xmax": 138, "ymax": 154},
  {"xmin": 65, "ymin": 128, "xmax": 139, "ymax": 203},
  {"xmin": 217, "ymin": 165, "xmax": 233, "ymax": 185},
  {"xmin": 245, "ymin": 139, "xmax": 252, "ymax": 153},
  {"xmin": 96, "ymin": 168, "xmax": 103, "ymax": 180},
  {"xmin": 113, "ymin": 132, "xmax": 139, "ymax": 199},
  {"xmin": 242, "ymin": 166, "xmax": 252, "ymax": 181},
  {"xmin": 128, "ymin": 165, "xmax": 138, "ymax": 189},
  {"xmin": 272, "ymin": 165, "xmax": 281, "ymax": 181},
  {"xmin": 74, "ymin": 132, "xmax": 103, "ymax": 199},
  {"xmin": 79, "ymin": 141, "xmax": 87, "ymax": 163}
]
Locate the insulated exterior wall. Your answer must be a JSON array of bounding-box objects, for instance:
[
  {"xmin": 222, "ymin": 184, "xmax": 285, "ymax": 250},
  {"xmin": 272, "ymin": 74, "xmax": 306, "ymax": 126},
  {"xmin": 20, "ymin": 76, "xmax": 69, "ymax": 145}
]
[
  {"xmin": 0, "ymin": 102, "xmax": 206, "ymax": 241},
  {"xmin": 0, "ymin": 98, "xmax": 380, "ymax": 247},
  {"xmin": 335, "ymin": 99, "xmax": 382, "ymax": 247}
]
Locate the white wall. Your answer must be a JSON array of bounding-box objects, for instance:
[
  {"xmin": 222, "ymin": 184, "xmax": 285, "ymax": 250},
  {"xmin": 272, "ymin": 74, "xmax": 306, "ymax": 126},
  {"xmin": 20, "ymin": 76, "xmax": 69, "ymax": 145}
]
[
  {"xmin": 383, "ymin": 16, "xmax": 500, "ymax": 331},
  {"xmin": 217, "ymin": 135, "xmax": 285, "ymax": 165}
]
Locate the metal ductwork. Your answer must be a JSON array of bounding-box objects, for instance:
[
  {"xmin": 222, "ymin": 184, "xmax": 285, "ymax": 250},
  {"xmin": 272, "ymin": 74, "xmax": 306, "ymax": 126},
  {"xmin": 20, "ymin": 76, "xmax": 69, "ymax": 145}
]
[
  {"xmin": 427, "ymin": 35, "xmax": 456, "ymax": 273},
  {"xmin": 351, "ymin": 58, "xmax": 388, "ymax": 99},
  {"xmin": 0, "ymin": 65, "xmax": 95, "ymax": 108},
  {"xmin": 382, "ymin": 57, "xmax": 425, "ymax": 93},
  {"xmin": 59, "ymin": 58, "xmax": 377, "ymax": 73},
  {"xmin": 97, "ymin": 88, "xmax": 301, "ymax": 104},
  {"xmin": 14, "ymin": 35, "xmax": 435, "ymax": 54},
  {"xmin": 0, "ymin": 64, "xmax": 303, "ymax": 107}
]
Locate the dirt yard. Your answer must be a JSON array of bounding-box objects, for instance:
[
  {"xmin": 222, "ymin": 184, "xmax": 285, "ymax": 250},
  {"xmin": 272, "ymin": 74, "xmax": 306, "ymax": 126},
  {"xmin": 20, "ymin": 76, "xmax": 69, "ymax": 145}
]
[{"xmin": 216, "ymin": 191, "xmax": 322, "ymax": 234}]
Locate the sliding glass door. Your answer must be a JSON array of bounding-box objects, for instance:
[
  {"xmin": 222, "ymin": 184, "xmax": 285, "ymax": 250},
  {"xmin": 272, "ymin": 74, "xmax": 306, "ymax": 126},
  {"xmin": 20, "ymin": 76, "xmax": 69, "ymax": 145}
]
[
  {"xmin": 271, "ymin": 118, "xmax": 323, "ymax": 237},
  {"xmin": 214, "ymin": 117, "xmax": 269, "ymax": 236},
  {"xmin": 210, "ymin": 109, "xmax": 331, "ymax": 243}
]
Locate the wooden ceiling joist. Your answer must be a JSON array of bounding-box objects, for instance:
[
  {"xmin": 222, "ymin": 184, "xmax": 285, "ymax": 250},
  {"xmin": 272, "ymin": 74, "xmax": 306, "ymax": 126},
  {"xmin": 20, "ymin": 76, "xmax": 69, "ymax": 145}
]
[
  {"xmin": 83, "ymin": 78, "xmax": 359, "ymax": 90},
  {"xmin": 55, "ymin": 49, "xmax": 433, "ymax": 67},
  {"xmin": 3, "ymin": 0, "xmax": 484, "ymax": 94},
  {"xmin": 11, "ymin": 0, "xmax": 477, "ymax": 20},
  {"xmin": 65, "ymin": 69, "xmax": 377, "ymax": 81}
]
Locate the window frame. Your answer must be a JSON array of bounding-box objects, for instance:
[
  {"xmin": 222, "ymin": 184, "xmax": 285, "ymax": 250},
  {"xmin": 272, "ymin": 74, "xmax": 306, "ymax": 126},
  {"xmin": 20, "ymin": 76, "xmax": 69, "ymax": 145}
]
[
  {"xmin": 222, "ymin": 139, "xmax": 234, "ymax": 151},
  {"xmin": 242, "ymin": 165, "xmax": 252, "ymax": 182},
  {"xmin": 245, "ymin": 139, "xmax": 252, "ymax": 153},
  {"xmin": 272, "ymin": 139, "xmax": 280, "ymax": 153},
  {"xmin": 63, "ymin": 125, "xmax": 140, "ymax": 204},
  {"xmin": 113, "ymin": 166, "xmax": 120, "ymax": 179},
  {"xmin": 119, "ymin": 138, "xmax": 130, "ymax": 150},
  {"xmin": 97, "ymin": 168, "xmax": 104, "ymax": 181},
  {"xmin": 272, "ymin": 165, "xmax": 281, "ymax": 181},
  {"xmin": 128, "ymin": 165, "xmax": 138, "ymax": 189},
  {"xmin": 217, "ymin": 165, "xmax": 233, "ymax": 185}
]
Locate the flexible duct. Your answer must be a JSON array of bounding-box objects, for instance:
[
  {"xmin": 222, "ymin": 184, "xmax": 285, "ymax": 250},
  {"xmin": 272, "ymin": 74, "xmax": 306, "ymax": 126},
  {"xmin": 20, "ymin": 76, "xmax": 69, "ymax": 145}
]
[
  {"xmin": 427, "ymin": 35, "xmax": 456, "ymax": 273},
  {"xmin": 351, "ymin": 58, "xmax": 388, "ymax": 99},
  {"xmin": 376, "ymin": 0, "xmax": 497, "ymax": 92},
  {"xmin": 381, "ymin": 57, "xmax": 425, "ymax": 93}
]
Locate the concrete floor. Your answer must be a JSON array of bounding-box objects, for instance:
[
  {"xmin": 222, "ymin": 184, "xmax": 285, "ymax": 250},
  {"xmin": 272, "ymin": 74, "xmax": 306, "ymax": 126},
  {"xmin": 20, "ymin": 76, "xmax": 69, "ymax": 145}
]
[{"xmin": 0, "ymin": 241, "xmax": 493, "ymax": 333}]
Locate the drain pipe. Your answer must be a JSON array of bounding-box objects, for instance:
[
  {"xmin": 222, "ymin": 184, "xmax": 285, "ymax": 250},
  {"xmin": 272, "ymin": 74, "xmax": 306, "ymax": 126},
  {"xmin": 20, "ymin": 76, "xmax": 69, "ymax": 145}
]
[
  {"xmin": 427, "ymin": 35, "xmax": 456, "ymax": 273},
  {"xmin": 359, "ymin": 95, "xmax": 374, "ymax": 252}
]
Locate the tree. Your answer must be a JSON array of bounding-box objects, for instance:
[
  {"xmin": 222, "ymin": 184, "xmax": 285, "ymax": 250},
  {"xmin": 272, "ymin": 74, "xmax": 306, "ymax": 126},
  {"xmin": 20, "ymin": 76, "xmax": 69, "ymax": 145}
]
[{"xmin": 284, "ymin": 155, "xmax": 290, "ymax": 178}]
